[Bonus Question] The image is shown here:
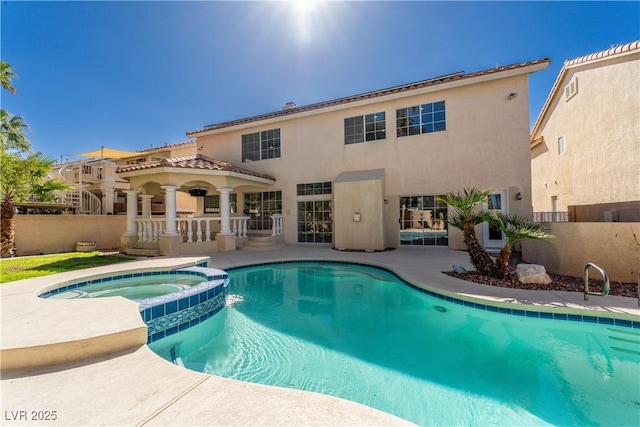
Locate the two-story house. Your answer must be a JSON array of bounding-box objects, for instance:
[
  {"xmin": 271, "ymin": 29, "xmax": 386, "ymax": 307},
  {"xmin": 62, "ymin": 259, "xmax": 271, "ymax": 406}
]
[
  {"xmin": 530, "ymin": 41, "xmax": 640, "ymax": 222},
  {"xmin": 116, "ymin": 58, "xmax": 549, "ymax": 255}
]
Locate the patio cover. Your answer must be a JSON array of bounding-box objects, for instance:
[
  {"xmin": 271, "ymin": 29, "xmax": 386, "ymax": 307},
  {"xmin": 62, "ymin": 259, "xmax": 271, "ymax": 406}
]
[{"xmin": 76, "ymin": 146, "xmax": 140, "ymax": 159}]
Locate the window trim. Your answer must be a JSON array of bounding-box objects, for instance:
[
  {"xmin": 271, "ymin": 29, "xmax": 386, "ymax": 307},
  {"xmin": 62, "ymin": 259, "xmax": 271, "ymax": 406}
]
[
  {"xmin": 344, "ymin": 112, "xmax": 386, "ymax": 145},
  {"xmin": 241, "ymin": 128, "xmax": 281, "ymax": 162},
  {"xmin": 396, "ymin": 101, "xmax": 446, "ymax": 138}
]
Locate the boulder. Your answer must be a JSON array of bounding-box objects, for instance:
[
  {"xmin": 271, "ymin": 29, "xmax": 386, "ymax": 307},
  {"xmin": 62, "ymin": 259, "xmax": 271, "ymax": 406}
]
[
  {"xmin": 516, "ymin": 263, "xmax": 552, "ymax": 285},
  {"xmin": 452, "ymin": 265, "xmax": 467, "ymax": 274}
]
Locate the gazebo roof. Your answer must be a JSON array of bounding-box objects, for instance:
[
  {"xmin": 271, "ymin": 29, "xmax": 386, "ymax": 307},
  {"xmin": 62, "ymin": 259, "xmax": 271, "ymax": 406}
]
[{"xmin": 116, "ymin": 154, "xmax": 275, "ymax": 182}]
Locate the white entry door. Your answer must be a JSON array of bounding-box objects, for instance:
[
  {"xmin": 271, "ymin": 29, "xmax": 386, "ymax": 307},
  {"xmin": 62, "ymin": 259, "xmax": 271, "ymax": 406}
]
[{"xmin": 483, "ymin": 189, "xmax": 507, "ymax": 250}]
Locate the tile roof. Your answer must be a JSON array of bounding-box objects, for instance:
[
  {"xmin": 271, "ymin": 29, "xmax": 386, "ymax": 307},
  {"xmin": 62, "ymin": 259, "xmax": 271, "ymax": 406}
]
[
  {"xmin": 563, "ymin": 40, "xmax": 640, "ymax": 67},
  {"xmin": 187, "ymin": 58, "xmax": 550, "ymax": 135},
  {"xmin": 116, "ymin": 154, "xmax": 276, "ymax": 181}
]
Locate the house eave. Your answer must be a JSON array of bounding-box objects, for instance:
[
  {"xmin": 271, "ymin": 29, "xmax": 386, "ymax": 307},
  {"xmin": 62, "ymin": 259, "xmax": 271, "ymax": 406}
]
[{"xmin": 188, "ymin": 60, "xmax": 550, "ymax": 138}]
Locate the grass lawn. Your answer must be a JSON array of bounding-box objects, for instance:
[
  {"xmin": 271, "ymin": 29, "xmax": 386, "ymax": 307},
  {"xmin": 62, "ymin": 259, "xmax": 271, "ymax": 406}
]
[{"xmin": 0, "ymin": 251, "xmax": 136, "ymax": 283}]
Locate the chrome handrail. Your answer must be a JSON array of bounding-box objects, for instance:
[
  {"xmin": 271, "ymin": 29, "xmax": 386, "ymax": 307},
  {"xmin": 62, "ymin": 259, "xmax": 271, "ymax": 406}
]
[{"xmin": 583, "ymin": 263, "xmax": 610, "ymax": 300}]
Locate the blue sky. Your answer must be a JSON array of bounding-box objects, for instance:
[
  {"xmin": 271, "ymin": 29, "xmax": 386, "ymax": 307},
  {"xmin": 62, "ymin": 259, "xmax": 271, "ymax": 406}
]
[{"xmin": 2, "ymin": 1, "xmax": 639, "ymax": 161}]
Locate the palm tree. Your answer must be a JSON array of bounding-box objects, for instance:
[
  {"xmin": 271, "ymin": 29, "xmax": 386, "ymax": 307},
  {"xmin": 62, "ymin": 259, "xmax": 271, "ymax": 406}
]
[
  {"xmin": 490, "ymin": 213, "xmax": 553, "ymax": 278},
  {"xmin": 1, "ymin": 109, "xmax": 30, "ymax": 153},
  {"xmin": 1, "ymin": 61, "xmax": 17, "ymax": 94},
  {"xmin": 0, "ymin": 152, "xmax": 69, "ymax": 256},
  {"xmin": 438, "ymin": 188, "xmax": 495, "ymax": 276}
]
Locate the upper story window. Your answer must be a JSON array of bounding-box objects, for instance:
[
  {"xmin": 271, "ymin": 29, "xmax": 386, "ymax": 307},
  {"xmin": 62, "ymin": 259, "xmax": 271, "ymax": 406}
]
[
  {"xmin": 564, "ymin": 77, "xmax": 578, "ymax": 101},
  {"xmin": 297, "ymin": 182, "xmax": 332, "ymax": 196},
  {"xmin": 558, "ymin": 135, "xmax": 566, "ymax": 155},
  {"xmin": 396, "ymin": 101, "xmax": 446, "ymax": 137},
  {"xmin": 242, "ymin": 128, "xmax": 281, "ymax": 162},
  {"xmin": 344, "ymin": 112, "xmax": 386, "ymax": 144}
]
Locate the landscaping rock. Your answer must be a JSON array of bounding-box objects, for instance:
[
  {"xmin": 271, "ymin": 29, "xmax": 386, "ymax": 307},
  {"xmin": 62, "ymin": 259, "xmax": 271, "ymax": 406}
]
[
  {"xmin": 516, "ymin": 263, "xmax": 552, "ymax": 285},
  {"xmin": 452, "ymin": 265, "xmax": 467, "ymax": 274}
]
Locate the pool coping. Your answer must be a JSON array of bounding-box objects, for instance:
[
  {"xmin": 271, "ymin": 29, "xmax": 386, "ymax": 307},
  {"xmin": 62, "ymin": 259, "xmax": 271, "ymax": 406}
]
[{"xmin": 1, "ymin": 246, "xmax": 638, "ymax": 426}]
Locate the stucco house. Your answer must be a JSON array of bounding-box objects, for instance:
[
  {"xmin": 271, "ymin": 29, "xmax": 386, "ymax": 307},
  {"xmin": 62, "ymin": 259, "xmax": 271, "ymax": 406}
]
[
  {"xmin": 114, "ymin": 58, "xmax": 550, "ymax": 256},
  {"xmin": 530, "ymin": 41, "xmax": 640, "ymax": 223}
]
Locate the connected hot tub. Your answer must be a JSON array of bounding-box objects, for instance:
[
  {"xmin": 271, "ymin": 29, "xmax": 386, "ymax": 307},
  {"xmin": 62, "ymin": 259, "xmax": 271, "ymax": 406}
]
[{"xmin": 39, "ymin": 265, "xmax": 229, "ymax": 343}]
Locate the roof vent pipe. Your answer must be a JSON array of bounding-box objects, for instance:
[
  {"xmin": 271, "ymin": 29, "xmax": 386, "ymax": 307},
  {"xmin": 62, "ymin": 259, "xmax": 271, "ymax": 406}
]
[{"xmin": 282, "ymin": 101, "xmax": 297, "ymax": 110}]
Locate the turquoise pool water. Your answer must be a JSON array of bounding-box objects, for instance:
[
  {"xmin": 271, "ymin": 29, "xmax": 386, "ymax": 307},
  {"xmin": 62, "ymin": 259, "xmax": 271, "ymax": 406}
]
[
  {"xmin": 149, "ymin": 262, "xmax": 640, "ymax": 426},
  {"xmin": 47, "ymin": 275, "xmax": 204, "ymax": 300}
]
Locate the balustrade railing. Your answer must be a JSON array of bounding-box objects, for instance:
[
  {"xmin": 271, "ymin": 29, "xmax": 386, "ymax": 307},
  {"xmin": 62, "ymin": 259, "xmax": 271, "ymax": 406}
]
[
  {"xmin": 533, "ymin": 211, "xmax": 569, "ymax": 223},
  {"xmin": 134, "ymin": 219, "xmax": 166, "ymax": 243},
  {"xmin": 271, "ymin": 214, "xmax": 285, "ymax": 236},
  {"xmin": 135, "ymin": 217, "xmax": 250, "ymax": 243}
]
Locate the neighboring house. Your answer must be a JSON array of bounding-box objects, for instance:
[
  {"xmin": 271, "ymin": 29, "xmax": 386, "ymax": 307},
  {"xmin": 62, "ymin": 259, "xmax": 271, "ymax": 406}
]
[
  {"xmin": 530, "ymin": 41, "xmax": 640, "ymax": 222},
  {"xmin": 50, "ymin": 141, "xmax": 197, "ymax": 216},
  {"xmin": 115, "ymin": 58, "xmax": 549, "ymax": 255}
]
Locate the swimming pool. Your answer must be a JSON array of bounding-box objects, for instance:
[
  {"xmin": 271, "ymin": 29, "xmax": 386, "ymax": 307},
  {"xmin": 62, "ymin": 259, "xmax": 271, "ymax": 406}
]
[{"xmin": 149, "ymin": 262, "xmax": 640, "ymax": 426}]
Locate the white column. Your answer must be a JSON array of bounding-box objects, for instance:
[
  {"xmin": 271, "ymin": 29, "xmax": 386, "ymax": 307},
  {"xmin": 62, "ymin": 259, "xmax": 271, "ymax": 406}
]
[
  {"xmin": 161, "ymin": 185, "xmax": 180, "ymax": 235},
  {"xmin": 219, "ymin": 187, "xmax": 233, "ymax": 235},
  {"xmin": 140, "ymin": 195, "xmax": 153, "ymax": 219},
  {"xmin": 124, "ymin": 189, "xmax": 140, "ymax": 235}
]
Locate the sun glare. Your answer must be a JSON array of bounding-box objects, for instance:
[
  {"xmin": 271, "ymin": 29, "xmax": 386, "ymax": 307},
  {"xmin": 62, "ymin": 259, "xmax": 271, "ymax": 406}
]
[{"xmin": 290, "ymin": 0, "xmax": 319, "ymax": 44}]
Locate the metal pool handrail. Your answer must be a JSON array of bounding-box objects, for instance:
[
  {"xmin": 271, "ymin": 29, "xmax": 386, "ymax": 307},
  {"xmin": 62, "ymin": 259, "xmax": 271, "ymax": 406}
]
[{"xmin": 583, "ymin": 263, "xmax": 610, "ymax": 301}]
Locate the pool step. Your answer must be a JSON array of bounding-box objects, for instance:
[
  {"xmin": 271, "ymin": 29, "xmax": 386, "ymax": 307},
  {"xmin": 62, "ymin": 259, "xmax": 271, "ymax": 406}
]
[{"xmin": 607, "ymin": 327, "xmax": 640, "ymax": 356}]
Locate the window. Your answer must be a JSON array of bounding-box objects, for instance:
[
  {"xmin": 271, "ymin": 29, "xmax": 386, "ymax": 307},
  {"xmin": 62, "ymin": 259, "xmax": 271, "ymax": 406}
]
[
  {"xmin": 204, "ymin": 194, "xmax": 237, "ymax": 214},
  {"xmin": 399, "ymin": 195, "xmax": 448, "ymax": 246},
  {"xmin": 297, "ymin": 181, "xmax": 332, "ymax": 243},
  {"xmin": 244, "ymin": 191, "xmax": 282, "ymax": 230},
  {"xmin": 344, "ymin": 112, "xmax": 386, "ymax": 144},
  {"xmin": 242, "ymin": 128, "xmax": 281, "ymax": 162},
  {"xmin": 298, "ymin": 200, "xmax": 332, "ymax": 243},
  {"xmin": 297, "ymin": 182, "xmax": 332, "ymax": 196},
  {"xmin": 558, "ymin": 135, "xmax": 566, "ymax": 155},
  {"xmin": 396, "ymin": 101, "xmax": 445, "ymax": 137}
]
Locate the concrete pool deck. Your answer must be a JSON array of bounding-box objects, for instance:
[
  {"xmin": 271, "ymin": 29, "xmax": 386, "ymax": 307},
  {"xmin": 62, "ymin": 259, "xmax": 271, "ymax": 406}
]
[{"xmin": 1, "ymin": 246, "xmax": 638, "ymax": 426}]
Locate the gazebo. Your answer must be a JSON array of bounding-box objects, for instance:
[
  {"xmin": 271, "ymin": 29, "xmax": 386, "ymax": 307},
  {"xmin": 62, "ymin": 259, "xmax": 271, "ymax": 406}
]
[{"xmin": 116, "ymin": 154, "xmax": 278, "ymax": 255}]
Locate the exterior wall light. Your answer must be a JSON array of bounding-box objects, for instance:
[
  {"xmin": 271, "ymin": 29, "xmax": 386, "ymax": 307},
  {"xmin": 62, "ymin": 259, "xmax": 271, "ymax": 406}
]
[
  {"xmin": 516, "ymin": 192, "xmax": 523, "ymax": 200},
  {"xmin": 507, "ymin": 92, "xmax": 518, "ymax": 100}
]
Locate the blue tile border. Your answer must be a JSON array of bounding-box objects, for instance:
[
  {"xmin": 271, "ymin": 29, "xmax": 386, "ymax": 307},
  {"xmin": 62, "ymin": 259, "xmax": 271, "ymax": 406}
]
[
  {"xmin": 38, "ymin": 266, "xmax": 228, "ymax": 299},
  {"xmin": 226, "ymin": 260, "xmax": 640, "ymax": 330}
]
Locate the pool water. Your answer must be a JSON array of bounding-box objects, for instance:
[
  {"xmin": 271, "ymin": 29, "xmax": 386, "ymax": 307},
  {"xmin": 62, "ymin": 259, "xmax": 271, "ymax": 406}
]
[
  {"xmin": 47, "ymin": 275, "xmax": 204, "ymax": 300},
  {"xmin": 149, "ymin": 262, "xmax": 640, "ymax": 426}
]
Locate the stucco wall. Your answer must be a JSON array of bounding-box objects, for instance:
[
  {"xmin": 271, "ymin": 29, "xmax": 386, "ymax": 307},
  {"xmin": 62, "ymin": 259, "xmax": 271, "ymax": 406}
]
[
  {"xmin": 522, "ymin": 222, "xmax": 640, "ymax": 283},
  {"xmin": 334, "ymin": 170, "xmax": 386, "ymax": 250},
  {"xmin": 195, "ymin": 74, "xmax": 534, "ymax": 248},
  {"xmin": 531, "ymin": 53, "xmax": 640, "ymax": 212},
  {"xmin": 14, "ymin": 215, "xmax": 127, "ymax": 256}
]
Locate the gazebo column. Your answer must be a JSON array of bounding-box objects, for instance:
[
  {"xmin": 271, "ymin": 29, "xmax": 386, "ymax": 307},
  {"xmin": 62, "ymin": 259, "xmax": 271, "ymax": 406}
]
[
  {"xmin": 216, "ymin": 187, "xmax": 236, "ymax": 252},
  {"xmin": 159, "ymin": 185, "xmax": 181, "ymax": 256},
  {"xmin": 120, "ymin": 189, "xmax": 140, "ymax": 253},
  {"xmin": 140, "ymin": 195, "xmax": 153, "ymax": 219},
  {"xmin": 123, "ymin": 190, "xmax": 140, "ymax": 235},
  {"xmin": 219, "ymin": 187, "xmax": 233, "ymax": 234},
  {"xmin": 161, "ymin": 185, "xmax": 180, "ymax": 235}
]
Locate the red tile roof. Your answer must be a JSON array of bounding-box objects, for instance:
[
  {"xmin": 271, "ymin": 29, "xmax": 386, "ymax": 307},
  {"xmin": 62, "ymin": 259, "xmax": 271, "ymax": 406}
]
[
  {"xmin": 187, "ymin": 58, "xmax": 550, "ymax": 135},
  {"xmin": 116, "ymin": 154, "xmax": 275, "ymax": 181}
]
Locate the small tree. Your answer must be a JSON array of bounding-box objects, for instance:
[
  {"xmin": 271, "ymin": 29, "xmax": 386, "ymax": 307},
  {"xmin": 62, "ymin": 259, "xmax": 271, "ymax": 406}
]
[
  {"xmin": 438, "ymin": 188, "xmax": 495, "ymax": 276},
  {"xmin": 490, "ymin": 213, "xmax": 553, "ymax": 278},
  {"xmin": 0, "ymin": 62, "xmax": 68, "ymax": 256}
]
